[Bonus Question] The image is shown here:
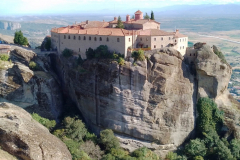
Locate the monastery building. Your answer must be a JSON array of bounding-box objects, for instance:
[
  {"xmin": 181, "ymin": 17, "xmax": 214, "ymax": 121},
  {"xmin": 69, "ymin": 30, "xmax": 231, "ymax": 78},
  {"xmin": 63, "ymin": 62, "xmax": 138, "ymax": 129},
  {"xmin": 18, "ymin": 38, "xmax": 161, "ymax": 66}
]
[{"xmin": 51, "ymin": 10, "xmax": 188, "ymax": 59}]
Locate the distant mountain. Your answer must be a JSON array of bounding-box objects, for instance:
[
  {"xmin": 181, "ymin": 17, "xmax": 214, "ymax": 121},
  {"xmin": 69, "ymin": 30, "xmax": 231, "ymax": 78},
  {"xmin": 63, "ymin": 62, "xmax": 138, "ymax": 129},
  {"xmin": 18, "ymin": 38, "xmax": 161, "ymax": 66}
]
[{"xmin": 155, "ymin": 4, "xmax": 240, "ymax": 16}]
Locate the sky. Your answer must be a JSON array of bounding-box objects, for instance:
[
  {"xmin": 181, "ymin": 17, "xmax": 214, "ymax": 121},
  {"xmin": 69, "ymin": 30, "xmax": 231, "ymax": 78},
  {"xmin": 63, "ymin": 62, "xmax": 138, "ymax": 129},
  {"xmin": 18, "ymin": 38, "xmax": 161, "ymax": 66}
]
[{"xmin": 1, "ymin": 0, "xmax": 240, "ymax": 16}]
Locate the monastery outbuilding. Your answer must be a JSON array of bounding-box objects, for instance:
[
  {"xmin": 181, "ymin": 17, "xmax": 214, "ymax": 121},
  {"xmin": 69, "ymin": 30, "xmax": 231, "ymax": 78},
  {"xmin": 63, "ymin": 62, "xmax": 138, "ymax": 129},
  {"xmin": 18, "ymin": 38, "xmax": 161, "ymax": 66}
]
[{"xmin": 51, "ymin": 10, "xmax": 188, "ymax": 59}]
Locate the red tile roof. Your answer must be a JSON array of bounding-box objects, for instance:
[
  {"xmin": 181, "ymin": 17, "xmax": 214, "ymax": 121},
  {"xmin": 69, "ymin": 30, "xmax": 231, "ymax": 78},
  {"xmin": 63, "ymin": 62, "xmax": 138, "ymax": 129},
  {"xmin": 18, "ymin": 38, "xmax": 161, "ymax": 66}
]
[
  {"xmin": 135, "ymin": 10, "xmax": 143, "ymax": 14},
  {"xmin": 124, "ymin": 19, "xmax": 160, "ymax": 25},
  {"xmin": 77, "ymin": 21, "xmax": 109, "ymax": 29}
]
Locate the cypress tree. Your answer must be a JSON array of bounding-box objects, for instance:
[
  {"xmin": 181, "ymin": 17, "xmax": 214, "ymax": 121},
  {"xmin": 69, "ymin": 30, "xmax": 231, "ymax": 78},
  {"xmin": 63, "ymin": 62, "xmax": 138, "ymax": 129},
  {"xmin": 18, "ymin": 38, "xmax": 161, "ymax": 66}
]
[
  {"xmin": 116, "ymin": 16, "xmax": 124, "ymax": 29},
  {"xmin": 150, "ymin": 11, "xmax": 155, "ymax": 20}
]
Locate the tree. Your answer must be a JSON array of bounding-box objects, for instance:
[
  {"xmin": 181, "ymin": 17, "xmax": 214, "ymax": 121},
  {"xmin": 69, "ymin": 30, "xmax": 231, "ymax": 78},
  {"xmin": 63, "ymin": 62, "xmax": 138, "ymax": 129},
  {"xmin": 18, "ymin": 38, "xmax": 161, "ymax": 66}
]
[
  {"xmin": 144, "ymin": 13, "xmax": 150, "ymax": 19},
  {"xmin": 150, "ymin": 11, "xmax": 155, "ymax": 20},
  {"xmin": 62, "ymin": 48, "xmax": 73, "ymax": 58},
  {"xmin": 131, "ymin": 147, "xmax": 159, "ymax": 160},
  {"xmin": 31, "ymin": 113, "xmax": 56, "ymax": 131},
  {"xmin": 45, "ymin": 37, "xmax": 51, "ymax": 51},
  {"xmin": 184, "ymin": 139, "xmax": 207, "ymax": 158},
  {"xmin": 99, "ymin": 129, "xmax": 120, "ymax": 153},
  {"xmin": 131, "ymin": 49, "xmax": 145, "ymax": 62},
  {"xmin": 131, "ymin": 15, "xmax": 135, "ymax": 19},
  {"xmin": 230, "ymin": 139, "xmax": 240, "ymax": 159},
  {"xmin": 0, "ymin": 54, "xmax": 9, "ymax": 61},
  {"xmin": 79, "ymin": 141, "xmax": 104, "ymax": 160},
  {"xmin": 63, "ymin": 116, "xmax": 88, "ymax": 142},
  {"xmin": 116, "ymin": 16, "xmax": 124, "ymax": 29},
  {"xmin": 14, "ymin": 30, "xmax": 28, "ymax": 45}
]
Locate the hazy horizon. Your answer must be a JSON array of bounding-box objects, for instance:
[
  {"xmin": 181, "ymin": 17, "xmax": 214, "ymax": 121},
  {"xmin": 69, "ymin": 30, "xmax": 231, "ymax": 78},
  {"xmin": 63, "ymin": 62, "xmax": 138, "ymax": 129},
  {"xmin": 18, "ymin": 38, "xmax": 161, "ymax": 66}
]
[{"xmin": 1, "ymin": 0, "xmax": 240, "ymax": 16}]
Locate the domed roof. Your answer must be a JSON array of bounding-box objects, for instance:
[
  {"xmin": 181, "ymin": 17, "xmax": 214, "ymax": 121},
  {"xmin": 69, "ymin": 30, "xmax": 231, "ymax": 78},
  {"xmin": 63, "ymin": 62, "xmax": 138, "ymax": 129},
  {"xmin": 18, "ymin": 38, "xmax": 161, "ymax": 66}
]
[{"xmin": 135, "ymin": 10, "xmax": 143, "ymax": 14}]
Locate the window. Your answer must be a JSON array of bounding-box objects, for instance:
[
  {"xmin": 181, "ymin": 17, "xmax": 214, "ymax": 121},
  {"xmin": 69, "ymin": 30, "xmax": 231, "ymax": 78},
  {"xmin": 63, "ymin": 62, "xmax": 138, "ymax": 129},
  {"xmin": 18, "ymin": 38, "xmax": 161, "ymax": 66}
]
[
  {"xmin": 117, "ymin": 38, "xmax": 120, "ymax": 42},
  {"xmin": 79, "ymin": 48, "xmax": 80, "ymax": 52},
  {"xmin": 169, "ymin": 37, "xmax": 171, "ymax": 40},
  {"xmin": 180, "ymin": 47, "xmax": 182, "ymax": 49},
  {"xmin": 194, "ymin": 54, "xmax": 195, "ymax": 56},
  {"xmin": 89, "ymin": 36, "xmax": 91, "ymax": 40},
  {"xmin": 74, "ymin": 36, "xmax": 76, "ymax": 40},
  {"xmin": 94, "ymin": 37, "xmax": 97, "ymax": 41},
  {"xmin": 79, "ymin": 36, "xmax": 81, "ymax": 40},
  {"xmin": 190, "ymin": 54, "xmax": 191, "ymax": 56},
  {"xmin": 154, "ymin": 38, "xmax": 156, "ymax": 41},
  {"xmin": 68, "ymin": 35, "xmax": 70, "ymax": 39},
  {"xmin": 154, "ymin": 45, "xmax": 156, "ymax": 48},
  {"xmin": 146, "ymin": 45, "xmax": 148, "ymax": 48},
  {"xmin": 100, "ymin": 37, "xmax": 102, "ymax": 41},
  {"xmin": 183, "ymin": 46, "xmax": 184, "ymax": 49},
  {"xmin": 146, "ymin": 38, "xmax": 148, "ymax": 41},
  {"xmin": 175, "ymin": 40, "xmax": 177, "ymax": 42},
  {"xmin": 161, "ymin": 37, "xmax": 163, "ymax": 40},
  {"xmin": 64, "ymin": 35, "xmax": 66, "ymax": 39},
  {"xmin": 161, "ymin": 45, "xmax": 163, "ymax": 48},
  {"xmin": 107, "ymin": 37, "xmax": 109, "ymax": 42},
  {"xmin": 180, "ymin": 39, "xmax": 181, "ymax": 42},
  {"xmin": 140, "ymin": 38, "xmax": 142, "ymax": 41},
  {"xmin": 129, "ymin": 38, "xmax": 130, "ymax": 42},
  {"xmin": 83, "ymin": 36, "xmax": 86, "ymax": 40}
]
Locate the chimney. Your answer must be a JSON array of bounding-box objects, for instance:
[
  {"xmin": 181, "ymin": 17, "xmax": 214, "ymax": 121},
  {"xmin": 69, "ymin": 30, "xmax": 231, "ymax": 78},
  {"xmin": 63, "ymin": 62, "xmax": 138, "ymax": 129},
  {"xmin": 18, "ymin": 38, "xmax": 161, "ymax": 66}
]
[
  {"xmin": 176, "ymin": 29, "xmax": 179, "ymax": 33},
  {"xmin": 114, "ymin": 17, "xmax": 118, "ymax": 21},
  {"xmin": 86, "ymin": 20, "xmax": 89, "ymax": 24},
  {"xmin": 126, "ymin": 15, "xmax": 130, "ymax": 22}
]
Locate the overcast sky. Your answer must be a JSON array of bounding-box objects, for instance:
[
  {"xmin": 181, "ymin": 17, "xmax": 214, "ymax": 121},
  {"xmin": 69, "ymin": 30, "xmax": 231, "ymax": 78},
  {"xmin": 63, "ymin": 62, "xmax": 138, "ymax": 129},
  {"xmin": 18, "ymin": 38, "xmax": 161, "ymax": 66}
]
[{"xmin": 1, "ymin": 0, "xmax": 240, "ymax": 15}]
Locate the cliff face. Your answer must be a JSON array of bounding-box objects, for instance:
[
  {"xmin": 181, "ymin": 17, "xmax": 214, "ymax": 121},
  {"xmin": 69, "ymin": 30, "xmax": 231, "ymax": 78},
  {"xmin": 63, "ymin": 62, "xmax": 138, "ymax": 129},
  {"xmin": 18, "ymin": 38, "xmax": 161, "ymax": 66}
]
[
  {"xmin": 0, "ymin": 21, "xmax": 21, "ymax": 30},
  {"xmin": 56, "ymin": 48, "xmax": 196, "ymax": 155},
  {"xmin": 0, "ymin": 48, "xmax": 63, "ymax": 120},
  {"xmin": 194, "ymin": 44, "xmax": 240, "ymax": 138},
  {"xmin": 0, "ymin": 102, "xmax": 72, "ymax": 160},
  {"xmin": 55, "ymin": 44, "xmax": 240, "ymax": 155}
]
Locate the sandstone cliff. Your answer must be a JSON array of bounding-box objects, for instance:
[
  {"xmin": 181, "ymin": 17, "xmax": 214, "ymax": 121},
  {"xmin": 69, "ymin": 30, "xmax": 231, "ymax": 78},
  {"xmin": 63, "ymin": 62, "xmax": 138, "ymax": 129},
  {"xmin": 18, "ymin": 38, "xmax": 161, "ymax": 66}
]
[
  {"xmin": 0, "ymin": 21, "xmax": 21, "ymax": 30},
  {"xmin": 53, "ymin": 43, "xmax": 240, "ymax": 156},
  {"xmin": 0, "ymin": 48, "xmax": 63, "ymax": 120},
  {"xmin": 0, "ymin": 102, "xmax": 72, "ymax": 160}
]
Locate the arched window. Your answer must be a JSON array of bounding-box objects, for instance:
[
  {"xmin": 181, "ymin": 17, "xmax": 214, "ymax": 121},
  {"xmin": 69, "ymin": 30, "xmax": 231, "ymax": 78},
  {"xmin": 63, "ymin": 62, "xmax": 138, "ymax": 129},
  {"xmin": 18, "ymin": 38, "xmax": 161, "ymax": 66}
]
[
  {"xmin": 190, "ymin": 54, "xmax": 191, "ymax": 56},
  {"xmin": 94, "ymin": 37, "xmax": 97, "ymax": 41},
  {"xmin": 161, "ymin": 37, "xmax": 163, "ymax": 40},
  {"xmin": 140, "ymin": 38, "xmax": 142, "ymax": 41},
  {"xmin": 107, "ymin": 37, "xmax": 109, "ymax": 42},
  {"xmin": 129, "ymin": 38, "xmax": 131, "ymax": 42},
  {"xmin": 84, "ymin": 36, "xmax": 86, "ymax": 40},
  {"xmin": 100, "ymin": 37, "xmax": 102, "ymax": 41},
  {"xmin": 89, "ymin": 36, "xmax": 91, "ymax": 40},
  {"xmin": 68, "ymin": 35, "xmax": 70, "ymax": 39},
  {"xmin": 180, "ymin": 39, "xmax": 181, "ymax": 42},
  {"xmin": 194, "ymin": 54, "xmax": 195, "ymax": 56},
  {"xmin": 79, "ymin": 36, "xmax": 81, "ymax": 40},
  {"xmin": 74, "ymin": 36, "xmax": 76, "ymax": 40},
  {"xmin": 117, "ymin": 38, "xmax": 120, "ymax": 42},
  {"xmin": 169, "ymin": 37, "xmax": 171, "ymax": 40},
  {"xmin": 64, "ymin": 35, "xmax": 66, "ymax": 39}
]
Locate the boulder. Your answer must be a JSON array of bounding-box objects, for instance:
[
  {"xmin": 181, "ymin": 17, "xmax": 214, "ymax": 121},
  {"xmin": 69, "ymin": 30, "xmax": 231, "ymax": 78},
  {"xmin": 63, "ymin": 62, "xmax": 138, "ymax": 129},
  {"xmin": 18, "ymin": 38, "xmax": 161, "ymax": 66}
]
[{"xmin": 0, "ymin": 102, "xmax": 72, "ymax": 160}]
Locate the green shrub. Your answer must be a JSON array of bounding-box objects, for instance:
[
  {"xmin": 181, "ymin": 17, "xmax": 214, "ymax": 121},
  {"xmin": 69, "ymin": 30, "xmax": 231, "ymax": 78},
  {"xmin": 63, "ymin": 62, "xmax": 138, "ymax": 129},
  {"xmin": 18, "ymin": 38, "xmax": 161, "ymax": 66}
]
[
  {"xmin": 165, "ymin": 151, "xmax": 178, "ymax": 160},
  {"xmin": 0, "ymin": 54, "xmax": 9, "ymax": 61},
  {"xmin": 62, "ymin": 48, "xmax": 73, "ymax": 58},
  {"xmin": 29, "ymin": 61, "xmax": 39, "ymax": 70},
  {"xmin": 193, "ymin": 156, "xmax": 204, "ymax": 160},
  {"xmin": 63, "ymin": 116, "xmax": 87, "ymax": 142},
  {"xmin": 77, "ymin": 55, "xmax": 83, "ymax": 65},
  {"xmin": 31, "ymin": 113, "xmax": 56, "ymax": 130},
  {"xmin": 99, "ymin": 129, "xmax": 120, "ymax": 153},
  {"xmin": 196, "ymin": 97, "xmax": 224, "ymax": 135},
  {"xmin": 79, "ymin": 141, "xmax": 103, "ymax": 160},
  {"xmin": 84, "ymin": 132, "xmax": 98, "ymax": 144},
  {"xmin": 14, "ymin": 30, "xmax": 28, "ymax": 45},
  {"xmin": 131, "ymin": 49, "xmax": 145, "ymax": 62},
  {"xmin": 63, "ymin": 138, "xmax": 91, "ymax": 160},
  {"xmin": 118, "ymin": 57, "xmax": 125, "ymax": 65},
  {"xmin": 131, "ymin": 147, "xmax": 159, "ymax": 160},
  {"xmin": 213, "ymin": 50, "xmax": 227, "ymax": 64},
  {"xmin": 230, "ymin": 139, "xmax": 240, "ymax": 159},
  {"xmin": 184, "ymin": 139, "xmax": 206, "ymax": 158}
]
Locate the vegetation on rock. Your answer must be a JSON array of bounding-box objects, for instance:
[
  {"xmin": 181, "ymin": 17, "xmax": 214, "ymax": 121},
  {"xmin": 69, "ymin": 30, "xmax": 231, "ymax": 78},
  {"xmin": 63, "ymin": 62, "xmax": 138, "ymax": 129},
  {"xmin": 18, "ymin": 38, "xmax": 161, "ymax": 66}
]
[
  {"xmin": 144, "ymin": 13, "xmax": 150, "ymax": 19},
  {"xmin": 0, "ymin": 54, "xmax": 9, "ymax": 61},
  {"xmin": 14, "ymin": 30, "xmax": 28, "ymax": 45},
  {"xmin": 62, "ymin": 48, "xmax": 73, "ymax": 58},
  {"xmin": 45, "ymin": 37, "xmax": 51, "ymax": 51},
  {"xmin": 31, "ymin": 113, "xmax": 56, "ymax": 131},
  {"xmin": 29, "ymin": 61, "xmax": 39, "ymax": 71},
  {"xmin": 213, "ymin": 50, "xmax": 227, "ymax": 64},
  {"xmin": 132, "ymin": 49, "xmax": 145, "ymax": 62}
]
